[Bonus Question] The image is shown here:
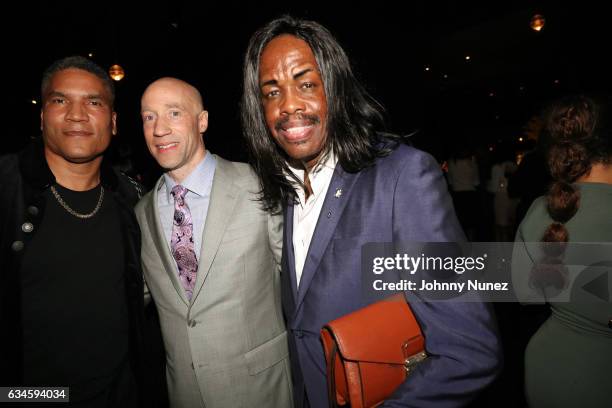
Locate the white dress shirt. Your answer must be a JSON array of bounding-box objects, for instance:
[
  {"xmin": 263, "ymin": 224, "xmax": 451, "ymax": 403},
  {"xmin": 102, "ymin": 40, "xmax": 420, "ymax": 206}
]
[{"xmin": 287, "ymin": 153, "xmax": 338, "ymax": 286}]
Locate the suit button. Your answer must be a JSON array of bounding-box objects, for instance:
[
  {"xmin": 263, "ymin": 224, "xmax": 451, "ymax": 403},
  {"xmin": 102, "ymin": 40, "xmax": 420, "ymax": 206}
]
[
  {"xmin": 188, "ymin": 319, "xmax": 197, "ymax": 327},
  {"xmin": 608, "ymin": 319, "xmax": 612, "ymax": 329},
  {"xmin": 22, "ymin": 222, "xmax": 34, "ymax": 233},
  {"xmin": 27, "ymin": 206, "xmax": 39, "ymax": 216},
  {"xmin": 294, "ymin": 330, "xmax": 304, "ymax": 338},
  {"xmin": 11, "ymin": 241, "xmax": 24, "ymax": 252}
]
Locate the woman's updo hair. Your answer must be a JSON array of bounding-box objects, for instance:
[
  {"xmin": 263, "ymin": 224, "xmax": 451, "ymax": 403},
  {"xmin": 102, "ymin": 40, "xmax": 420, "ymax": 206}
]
[{"xmin": 531, "ymin": 95, "xmax": 612, "ymax": 293}]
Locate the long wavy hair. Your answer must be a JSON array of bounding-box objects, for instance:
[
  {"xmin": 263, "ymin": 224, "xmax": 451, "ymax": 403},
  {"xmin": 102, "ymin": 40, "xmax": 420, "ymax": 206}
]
[
  {"xmin": 531, "ymin": 95, "xmax": 612, "ymax": 293},
  {"xmin": 241, "ymin": 15, "xmax": 399, "ymax": 212}
]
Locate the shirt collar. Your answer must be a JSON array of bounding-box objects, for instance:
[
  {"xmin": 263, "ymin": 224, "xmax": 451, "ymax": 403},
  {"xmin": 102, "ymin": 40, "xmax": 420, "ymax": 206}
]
[
  {"xmin": 159, "ymin": 151, "xmax": 216, "ymax": 203},
  {"xmin": 286, "ymin": 151, "xmax": 338, "ymax": 206},
  {"xmin": 286, "ymin": 151, "xmax": 337, "ymax": 183}
]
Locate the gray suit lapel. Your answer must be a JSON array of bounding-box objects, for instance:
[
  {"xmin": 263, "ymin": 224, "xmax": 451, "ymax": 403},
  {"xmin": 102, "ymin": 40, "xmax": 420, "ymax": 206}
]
[
  {"xmin": 294, "ymin": 166, "xmax": 361, "ymax": 310},
  {"xmin": 190, "ymin": 156, "xmax": 239, "ymax": 303},
  {"xmin": 146, "ymin": 177, "xmax": 189, "ymax": 306}
]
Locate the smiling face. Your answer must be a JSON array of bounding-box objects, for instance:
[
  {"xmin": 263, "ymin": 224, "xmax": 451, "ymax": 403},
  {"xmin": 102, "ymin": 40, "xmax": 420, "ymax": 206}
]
[
  {"xmin": 141, "ymin": 78, "xmax": 208, "ymax": 182},
  {"xmin": 259, "ymin": 34, "xmax": 328, "ymax": 170},
  {"xmin": 41, "ymin": 68, "xmax": 116, "ymax": 165}
]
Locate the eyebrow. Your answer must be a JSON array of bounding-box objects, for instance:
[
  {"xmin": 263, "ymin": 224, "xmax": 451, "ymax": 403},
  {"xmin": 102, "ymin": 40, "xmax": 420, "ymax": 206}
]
[
  {"xmin": 46, "ymin": 91, "xmax": 73, "ymax": 100},
  {"xmin": 46, "ymin": 91, "xmax": 105, "ymax": 100},
  {"xmin": 260, "ymin": 68, "xmax": 314, "ymax": 88},
  {"xmin": 140, "ymin": 103, "xmax": 185, "ymax": 114}
]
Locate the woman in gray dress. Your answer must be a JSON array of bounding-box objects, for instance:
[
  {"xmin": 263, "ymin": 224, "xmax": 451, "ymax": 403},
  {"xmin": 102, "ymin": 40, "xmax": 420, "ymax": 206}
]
[{"xmin": 513, "ymin": 95, "xmax": 612, "ymax": 407}]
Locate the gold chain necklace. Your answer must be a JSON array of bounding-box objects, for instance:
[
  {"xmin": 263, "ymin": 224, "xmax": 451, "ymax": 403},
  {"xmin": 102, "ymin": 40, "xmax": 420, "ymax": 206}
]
[{"xmin": 50, "ymin": 185, "xmax": 105, "ymax": 219}]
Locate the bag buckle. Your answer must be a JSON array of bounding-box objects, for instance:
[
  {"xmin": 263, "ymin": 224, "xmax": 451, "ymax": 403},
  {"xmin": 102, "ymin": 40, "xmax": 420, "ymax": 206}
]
[{"xmin": 402, "ymin": 341, "xmax": 427, "ymax": 374}]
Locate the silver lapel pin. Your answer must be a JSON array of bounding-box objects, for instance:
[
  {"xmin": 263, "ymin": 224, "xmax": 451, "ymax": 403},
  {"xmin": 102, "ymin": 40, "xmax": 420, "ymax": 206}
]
[{"xmin": 335, "ymin": 188, "xmax": 343, "ymax": 198}]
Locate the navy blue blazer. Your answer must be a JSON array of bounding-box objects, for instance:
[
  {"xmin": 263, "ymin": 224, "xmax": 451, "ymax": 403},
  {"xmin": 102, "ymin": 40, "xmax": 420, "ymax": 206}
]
[{"xmin": 281, "ymin": 144, "xmax": 502, "ymax": 408}]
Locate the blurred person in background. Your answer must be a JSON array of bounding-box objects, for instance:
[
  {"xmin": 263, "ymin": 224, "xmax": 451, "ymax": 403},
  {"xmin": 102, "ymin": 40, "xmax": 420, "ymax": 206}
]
[{"xmin": 513, "ymin": 95, "xmax": 612, "ymax": 407}]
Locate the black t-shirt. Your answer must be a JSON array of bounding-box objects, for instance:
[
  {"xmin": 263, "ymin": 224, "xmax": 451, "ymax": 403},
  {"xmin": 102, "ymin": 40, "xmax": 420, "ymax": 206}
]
[{"xmin": 20, "ymin": 183, "xmax": 129, "ymax": 403}]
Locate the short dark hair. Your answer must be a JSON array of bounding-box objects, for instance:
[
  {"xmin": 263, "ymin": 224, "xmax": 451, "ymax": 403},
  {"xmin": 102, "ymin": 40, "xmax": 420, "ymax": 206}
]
[
  {"xmin": 41, "ymin": 55, "xmax": 115, "ymax": 106},
  {"xmin": 241, "ymin": 15, "xmax": 398, "ymax": 212}
]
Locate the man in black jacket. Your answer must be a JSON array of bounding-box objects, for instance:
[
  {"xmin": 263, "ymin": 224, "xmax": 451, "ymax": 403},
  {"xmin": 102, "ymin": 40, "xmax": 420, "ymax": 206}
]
[{"xmin": 0, "ymin": 56, "xmax": 165, "ymax": 407}]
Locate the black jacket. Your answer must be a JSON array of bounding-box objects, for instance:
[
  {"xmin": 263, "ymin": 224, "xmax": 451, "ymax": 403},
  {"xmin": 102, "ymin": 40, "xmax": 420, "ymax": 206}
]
[{"xmin": 0, "ymin": 140, "xmax": 167, "ymax": 407}]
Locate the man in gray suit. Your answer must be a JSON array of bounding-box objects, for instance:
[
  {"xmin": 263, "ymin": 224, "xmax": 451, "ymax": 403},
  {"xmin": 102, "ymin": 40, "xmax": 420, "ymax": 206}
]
[{"xmin": 135, "ymin": 77, "xmax": 293, "ymax": 408}]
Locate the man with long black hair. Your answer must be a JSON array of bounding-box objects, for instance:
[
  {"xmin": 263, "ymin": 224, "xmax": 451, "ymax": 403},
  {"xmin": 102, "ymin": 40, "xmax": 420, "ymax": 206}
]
[{"xmin": 242, "ymin": 16, "xmax": 502, "ymax": 408}]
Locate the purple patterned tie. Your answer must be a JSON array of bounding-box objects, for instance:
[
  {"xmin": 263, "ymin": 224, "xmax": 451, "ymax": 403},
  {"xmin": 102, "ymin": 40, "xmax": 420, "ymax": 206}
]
[{"xmin": 170, "ymin": 185, "xmax": 198, "ymax": 300}]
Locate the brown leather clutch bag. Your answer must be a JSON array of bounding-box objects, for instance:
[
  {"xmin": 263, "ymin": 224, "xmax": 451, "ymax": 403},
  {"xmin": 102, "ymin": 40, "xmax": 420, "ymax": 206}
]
[{"xmin": 320, "ymin": 293, "xmax": 427, "ymax": 408}]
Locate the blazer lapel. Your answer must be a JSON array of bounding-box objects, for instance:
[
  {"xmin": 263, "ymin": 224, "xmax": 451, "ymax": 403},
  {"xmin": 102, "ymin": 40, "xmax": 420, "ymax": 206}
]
[
  {"xmin": 190, "ymin": 156, "xmax": 239, "ymax": 303},
  {"xmin": 146, "ymin": 177, "xmax": 189, "ymax": 306},
  {"xmin": 294, "ymin": 166, "xmax": 361, "ymax": 310},
  {"xmin": 284, "ymin": 201, "xmax": 299, "ymax": 302}
]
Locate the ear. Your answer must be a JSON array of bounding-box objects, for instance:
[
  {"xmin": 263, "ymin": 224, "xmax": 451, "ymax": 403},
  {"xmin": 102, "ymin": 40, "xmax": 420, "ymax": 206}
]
[
  {"xmin": 111, "ymin": 111, "xmax": 118, "ymax": 136},
  {"xmin": 198, "ymin": 110, "xmax": 209, "ymax": 133},
  {"xmin": 40, "ymin": 110, "xmax": 44, "ymax": 131}
]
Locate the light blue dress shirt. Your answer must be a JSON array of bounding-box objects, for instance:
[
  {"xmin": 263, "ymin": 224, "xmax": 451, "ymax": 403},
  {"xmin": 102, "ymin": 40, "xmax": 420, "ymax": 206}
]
[{"xmin": 157, "ymin": 152, "xmax": 216, "ymax": 261}]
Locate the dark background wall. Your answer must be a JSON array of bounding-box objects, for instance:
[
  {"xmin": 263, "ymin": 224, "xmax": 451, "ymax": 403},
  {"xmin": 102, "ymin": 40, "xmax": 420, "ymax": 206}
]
[{"xmin": 4, "ymin": 1, "xmax": 610, "ymax": 180}]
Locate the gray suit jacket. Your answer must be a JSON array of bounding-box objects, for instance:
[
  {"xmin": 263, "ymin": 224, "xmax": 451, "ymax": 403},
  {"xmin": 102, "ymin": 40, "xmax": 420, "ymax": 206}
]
[{"xmin": 135, "ymin": 155, "xmax": 293, "ymax": 408}]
